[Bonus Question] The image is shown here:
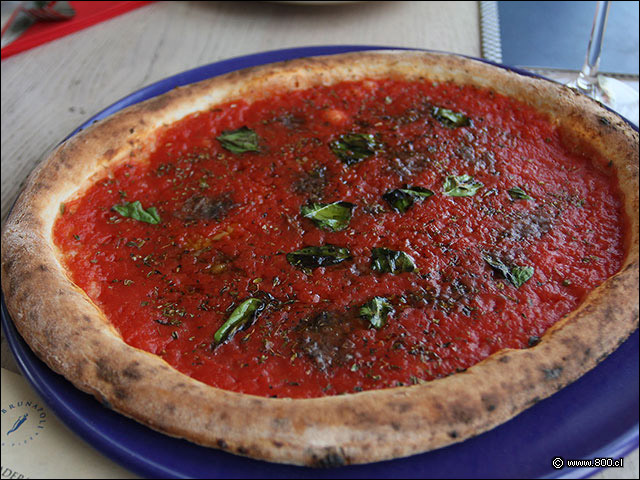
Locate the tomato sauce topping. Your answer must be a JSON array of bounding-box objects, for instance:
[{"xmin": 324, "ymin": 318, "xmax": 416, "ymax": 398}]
[{"xmin": 53, "ymin": 79, "xmax": 627, "ymax": 398}]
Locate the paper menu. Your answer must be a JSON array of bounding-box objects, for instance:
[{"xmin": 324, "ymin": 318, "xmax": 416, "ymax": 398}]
[{"xmin": 1, "ymin": 368, "xmax": 136, "ymax": 479}]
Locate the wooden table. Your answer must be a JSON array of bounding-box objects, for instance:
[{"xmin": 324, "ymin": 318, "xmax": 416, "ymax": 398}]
[{"xmin": 1, "ymin": 2, "xmax": 637, "ymax": 478}]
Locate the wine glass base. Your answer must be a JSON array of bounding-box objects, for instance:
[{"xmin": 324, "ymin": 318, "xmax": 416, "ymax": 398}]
[
  {"xmin": 596, "ymin": 76, "xmax": 639, "ymax": 126},
  {"xmin": 565, "ymin": 74, "xmax": 639, "ymax": 126}
]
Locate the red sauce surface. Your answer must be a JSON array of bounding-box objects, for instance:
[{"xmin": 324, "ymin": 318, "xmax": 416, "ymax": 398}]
[{"xmin": 53, "ymin": 79, "xmax": 627, "ymax": 398}]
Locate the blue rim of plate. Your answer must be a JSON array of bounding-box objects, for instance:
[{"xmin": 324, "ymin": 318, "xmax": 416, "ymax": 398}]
[{"xmin": 2, "ymin": 45, "xmax": 638, "ymax": 479}]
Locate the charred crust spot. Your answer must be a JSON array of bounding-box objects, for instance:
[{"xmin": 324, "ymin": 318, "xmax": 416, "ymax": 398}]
[
  {"xmin": 543, "ymin": 367, "xmax": 563, "ymax": 379},
  {"xmin": 272, "ymin": 441, "xmax": 284, "ymax": 448},
  {"xmin": 451, "ymin": 404, "xmax": 475, "ymax": 424},
  {"xmin": 386, "ymin": 401, "xmax": 412, "ymax": 414},
  {"xmin": 448, "ymin": 430, "xmax": 459, "ymax": 439},
  {"xmin": 4, "ymin": 258, "xmax": 14, "ymax": 273},
  {"xmin": 310, "ymin": 448, "xmax": 347, "ymax": 468},
  {"xmin": 598, "ymin": 116, "xmax": 611, "ymax": 126},
  {"xmin": 271, "ymin": 417, "xmax": 290, "ymax": 428},
  {"xmin": 122, "ymin": 362, "xmax": 142, "ymax": 380},
  {"xmin": 216, "ymin": 439, "xmax": 228, "ymax": 449},
  {"xmin": 345, "ymin": 408, "xmax": 378, "ymax": 427},
  {"xmin": 83, "ymin": 315, "xmax": 92, "ymax": 323},
  {"xmin": 391, "ymin": 421, "xmax": 402, "ymax": 431},
  {"xmin": 527, "ymin": 396, "xmax": 542, "ymax": 407},
  {"xmin": 32, "ymin": 182, "xmax": 51, "ymax": 193},
  {"xmin": 481, "ymin": 394, "xmax": 498, "ymax": 412},
  {"xmin": 113, "ymin": 387, "xmax": 128, "ymax": 400},
  {"xmin": 38, "ymin": 264, "xmax": 48, "ymax": 272},
  {"xmin": 103, "ymin": 148, "xmax": 117, "ymax": 161},
  {"xmin": 236, "ymin": 446, "xmax": 249, "ymax": 455},
  {"xmin": 96, "ymin": 357, "xmax": 119, "ymax": 384},
  {"xmin": 145, "ymin": 95, "xmax": 171, "ymax": 112},
  {"xmin": 499, "ymin": 355, "xmax": 510, "ymax": 363}
]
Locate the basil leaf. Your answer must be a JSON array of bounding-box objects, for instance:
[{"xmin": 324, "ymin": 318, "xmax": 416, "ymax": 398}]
[
  {"xmin": 216, "ymin": 126, "xmax": 260, "ymax": 154},
  {"xmin": 112, "ymin": 201, "xmax": 161, "ymax": 224},
  {"xmin": 286, "ymin": 245, "xmax": 352, "ymax": 270},
  {"xmin": 371, "ymin": 247, "xmax": 416, "ymax": 274},
  {"xmin": 301, "ymin": 201, "xmax": 355, "ymax": 232},
  {"xmin": 383, "ymin": 186, "xmax": 434, "ymax": 213},
  {"xmin": 510, "ymin": 265, "xmax": 535, "ymax": 287},
  {"xmin": 329, "ymin": 133, "xmax": 383, "ymax": 165},
  {"xmin": 360, "ymin": 296, "xmax": 394, "ymax": 329},
  {"xmin": 483, "ymin": 254, "xmax": 534, "ymax": 288},
  {"xmin": 213, "ymin": 298, "xmax": 264, "ymax": 346},
  {"xmin": 507, "ymin": 186, "xmax": 534, "ymax": 201},
  {"xmin": 432, "ymin": 106, "xmax": 470, "ymax": 128},
  {"xmin": 443, "ymin": 175, "xmax": 483, "ymax": 197}
]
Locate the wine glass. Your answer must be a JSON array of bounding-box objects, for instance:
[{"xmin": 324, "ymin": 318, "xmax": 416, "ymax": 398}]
[{"xmin": 566, "ymin": 1, "xmax": 639, "ymax": 125}]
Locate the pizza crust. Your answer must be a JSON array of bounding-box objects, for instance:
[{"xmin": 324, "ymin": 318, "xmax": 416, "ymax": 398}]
[{"xmin": 1, "ymin": 51, "xmax": 638, "ymax": 466}]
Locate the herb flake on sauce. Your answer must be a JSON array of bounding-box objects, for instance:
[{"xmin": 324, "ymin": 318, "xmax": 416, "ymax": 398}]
[
  {"xmin": 286, "ymin": 245, "xmax": 352, "ymax": 270},
  {"xmin": 329, "ymin": 133, "xmax": 383, "ymax": 165},
  {"xmin": 483, "ymin": 254, "xmax": 534, "ymax": 288},
  {"xmin": 443, "ymin": 174, "xmax": 483, "ymax": 197},
  {"xmin": 216, "ymin": 126, "xmax": 260, "ymax": 154},
  {"xmin": 432, "ymin": 106, "xmax": 470, "ymax": 128},
  {"xmin": 507, "ymin": 186, "xmax": 534, "ymax": 201},
  {"xmin": 360, "ymin": 297, "xmax": 394, "ymax": 329},
  {"xmin": 301, "ymin": 201, "xmax": 355, "ymax": 231},
  {"xmin": 213, "ymin": 298, "xmax": 264, "ymax": 346},
  {"xmin": 112, "ymin": 201, "xmax": 161, "ymax": 224},
  {"xmin": 383, "ymin": 186, "xmax": 434, "ymax": 213},
  {"xmin": 371, "ymin": 247, "xmax": 416, "ymax": 274}
]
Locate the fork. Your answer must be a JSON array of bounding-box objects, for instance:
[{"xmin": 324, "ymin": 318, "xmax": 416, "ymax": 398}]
[{"xmin": 1, "ymin": 1, "xmax": 75, "ymax": 49}]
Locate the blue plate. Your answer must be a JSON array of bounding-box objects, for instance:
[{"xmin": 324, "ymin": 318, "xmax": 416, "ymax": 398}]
[{"xmin": 2, "ymin": 46, "xmax": 638, "ymax": 479}]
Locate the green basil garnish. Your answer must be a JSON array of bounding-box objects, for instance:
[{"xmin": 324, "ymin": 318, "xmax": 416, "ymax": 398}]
[
  {"xmin": 216, "ymin": 126, "xmax": 260, "ymax": 154},
  {"xmin": 443, "ymin": 175, "xmax": 483, "ymax": 197},
  {"xmin": 483, "ymin": 254, "xmax": 534, "ymax": 288},
  {"xmin": 383, "ymin": 186, "xmax": 434, "ymax": 213},
  {"xmin": 213, "ymin": 298, "xmax": 264, "ymax": 346},
  {"xmin": 112, "ymin": 201, "xmax": 161, "ymax": 224},
  {"xmin": 432, "ymin": 107, "xmax": 470, "ymax": 128},
  {"xmin": 329, "ymin": 133, "xmax": 383, "ymax": 166},
  {"xmin": 286, "ymin": 245, "xmax": 352, "ymax": 270},
  {"xmin": 301, "ymin": 201, "xmax": 355, "ymax": 232},
  {"xmin": 360, "ymin": 297, "xmax": 394, "ymax": 329},
  {"xmin": 507, "ymin": 186, "xmax": 534, "ymax": 201},
  {"xmin": 371, "ymin": 247, "xmax": 416, "ymax": 274}
]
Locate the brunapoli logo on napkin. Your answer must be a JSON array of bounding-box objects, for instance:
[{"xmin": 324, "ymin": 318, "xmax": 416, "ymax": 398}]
[
  {"xmin": 1, "ymin": 368, "xmax": 135, "ymax": 479},
  {"xmin": 1, "ymin": 394, "xmax": 48, "ymax": 449}
]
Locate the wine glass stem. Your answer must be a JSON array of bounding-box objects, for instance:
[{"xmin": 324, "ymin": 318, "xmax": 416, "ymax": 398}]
[{"xmin": 575, "ymin": 1, "xmax": 611, "ymax": 95}]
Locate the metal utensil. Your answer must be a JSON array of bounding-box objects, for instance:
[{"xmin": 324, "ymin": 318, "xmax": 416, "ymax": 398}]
[{"xmin": 1, "ymin": 1, "xmax": 75, "ymax": 50}]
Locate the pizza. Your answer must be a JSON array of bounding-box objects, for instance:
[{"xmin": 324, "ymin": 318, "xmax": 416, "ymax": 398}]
[{"xmin": 1, "ymin": 51, "xmax": 638, "ymax": 467}]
